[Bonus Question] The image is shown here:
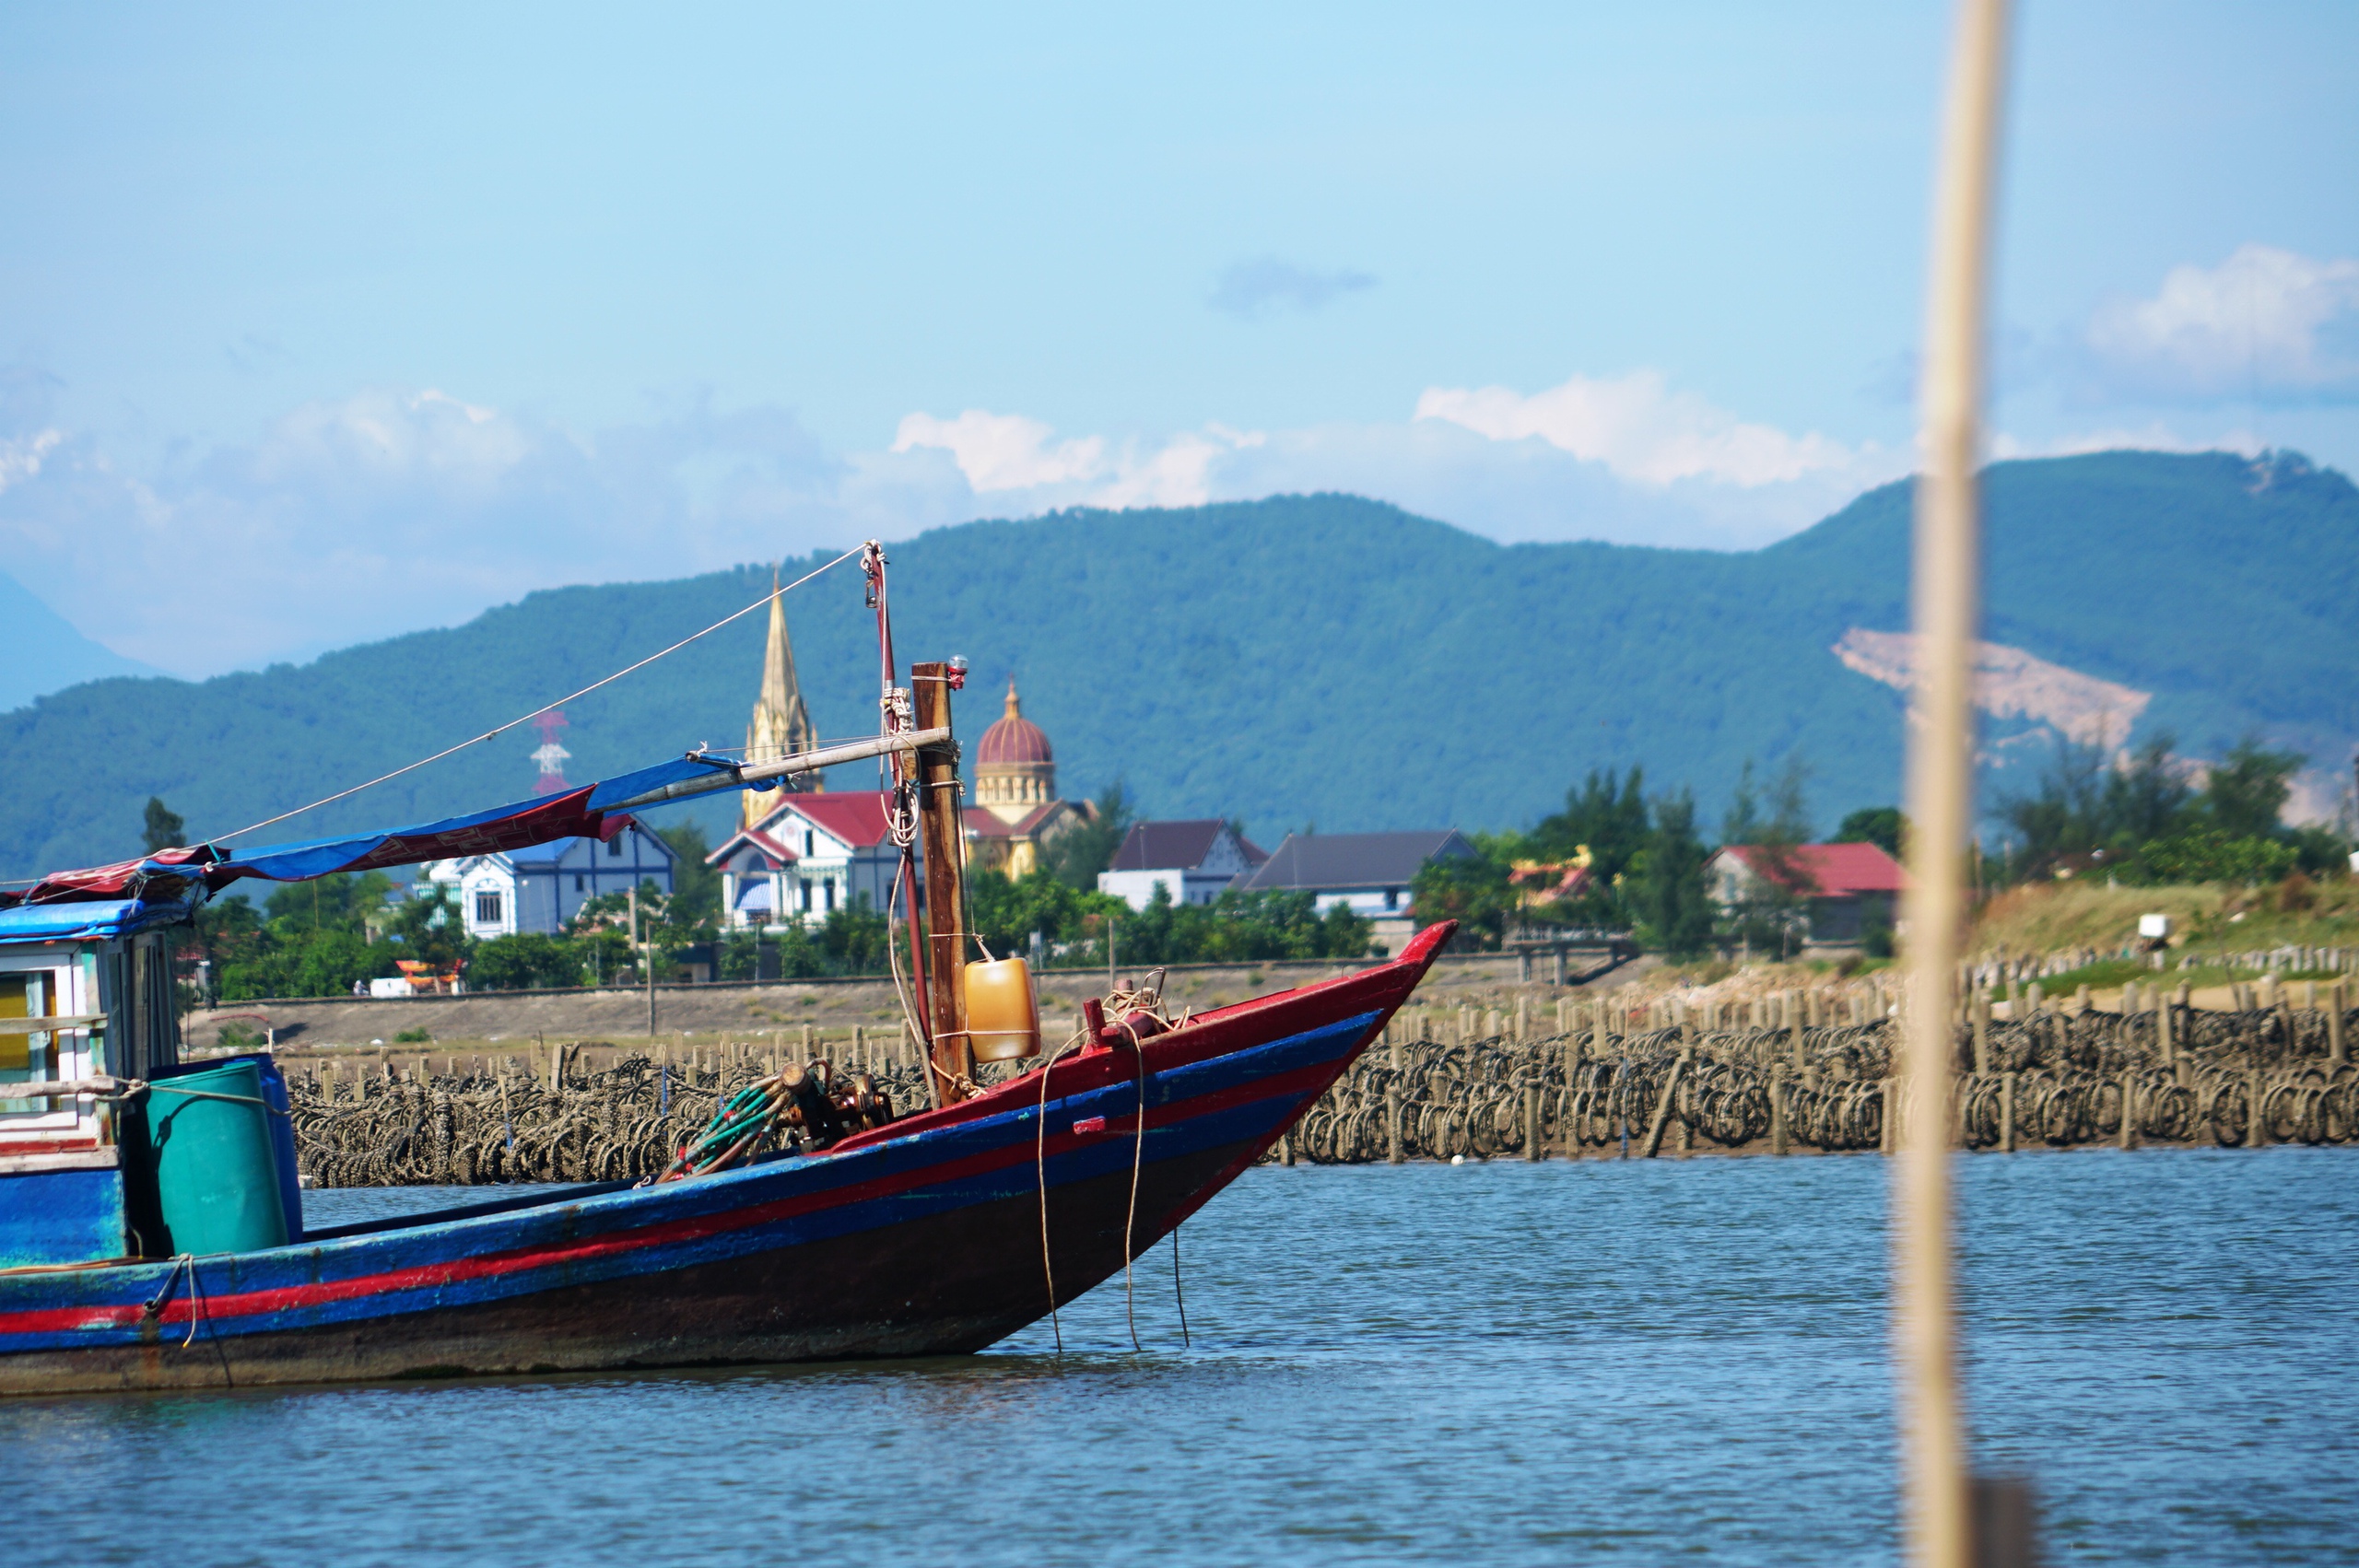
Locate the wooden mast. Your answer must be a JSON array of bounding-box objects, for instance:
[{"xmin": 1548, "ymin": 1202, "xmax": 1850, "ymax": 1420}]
[{"xmin": 910, "ymin": 661, "xmax": 973, "ymax": 1103}]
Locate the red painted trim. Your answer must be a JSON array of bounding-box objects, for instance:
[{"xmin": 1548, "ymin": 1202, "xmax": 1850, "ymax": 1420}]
[{"xmin": 0, "ymin": 1139, "xmax": 99, "ymax": 1156}]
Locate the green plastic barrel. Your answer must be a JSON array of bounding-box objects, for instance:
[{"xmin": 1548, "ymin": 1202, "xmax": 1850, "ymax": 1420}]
[{"xmin": 150, "ymin": 1060, "xmax": 290, "ymax": 1255}]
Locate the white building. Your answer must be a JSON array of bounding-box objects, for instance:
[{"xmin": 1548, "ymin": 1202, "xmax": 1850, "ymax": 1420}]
[
  {"xmin": 708, "ymin": 792, "xmax": 911, "ymax": 930},
  {"xmin": 417, "ymin": 821, "xmax": 678, "ymax": 941},
  {"xmin": 1097, "ymin": 819, "xmax": 1268, "ymax": 910}
]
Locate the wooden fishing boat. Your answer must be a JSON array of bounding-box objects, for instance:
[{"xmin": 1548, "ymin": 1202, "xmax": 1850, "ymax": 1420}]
[
  {"xmin": 0, "ymin": 544, "xmax": 1452, "ymax": 1394},
  {"xmin": 0, "ymin": 926, "xmax": 1447, "ymax": 1395}
]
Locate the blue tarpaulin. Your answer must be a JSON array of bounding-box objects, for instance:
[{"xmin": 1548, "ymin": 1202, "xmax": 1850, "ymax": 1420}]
[
  {"xmin": 0, "ymin": 896, "xmax": 199, "ymax": 946},
  {"xmin": 0, "ymin": 753, "xmax": 758, "ymax": 917}
]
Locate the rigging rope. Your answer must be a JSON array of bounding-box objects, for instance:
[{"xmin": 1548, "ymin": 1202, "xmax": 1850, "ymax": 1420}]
[
  {"xmin": 1033, "ymin": 1038, "xmax": 1084, "ymax": 1356},
  {"xmin": 208, "ymin": 544, "xmax": 868, "ymax": 844}
]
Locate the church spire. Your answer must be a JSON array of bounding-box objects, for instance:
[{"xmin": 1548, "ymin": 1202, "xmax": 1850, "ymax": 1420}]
[{"xmin": 743, "ymin": 568, "xmax": 820, "ymax": 827}]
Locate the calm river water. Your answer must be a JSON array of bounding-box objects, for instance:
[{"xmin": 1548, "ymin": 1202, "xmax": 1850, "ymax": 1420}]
[{"xmin": 8, "ymin": 1146, "xmax": 2353, "ymax": 1565}]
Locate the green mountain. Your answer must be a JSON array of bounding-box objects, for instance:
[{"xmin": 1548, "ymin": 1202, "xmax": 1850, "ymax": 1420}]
[{"xmin": 2, "ymin": 449, "xmax": 2352, "ymax": 882}]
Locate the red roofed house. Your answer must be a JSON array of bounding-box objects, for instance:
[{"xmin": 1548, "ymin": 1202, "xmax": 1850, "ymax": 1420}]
[
  {"xmin": 710, "ymin": 791, "xmax": 912, "ymax": 928},
  {"xmin": 1706, "ymin": 841, "xmax": 1907, "ymax": 951}
]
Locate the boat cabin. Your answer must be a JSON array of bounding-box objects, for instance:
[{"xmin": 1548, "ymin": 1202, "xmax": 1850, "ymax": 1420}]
[
  {"xmin": 0, "ymin": 897, "xmax": 183, "ymax": 1267},
  {"xmin": 0, "ymin": 895, "xmax": 303, "ymax": 1270}
]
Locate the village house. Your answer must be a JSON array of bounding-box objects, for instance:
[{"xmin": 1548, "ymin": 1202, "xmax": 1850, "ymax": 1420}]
[
  {"xmin": 1236, "ymin": 829, "xmax": 1478, "ymax": 950},
  {"xmin": 1097, "ymin": 819, "xmax": 1269, "ymax": 910},
  {"xmin": 710, "ymin": 792, "xmax": 913, "ymax": 927},
  {"xmin": 417, "ymin": 820, "xmax": 679, "ymax": 941},
  {"xmin": 1706, "ymin": 841, "xmax": 1907, "ymax": 951}
]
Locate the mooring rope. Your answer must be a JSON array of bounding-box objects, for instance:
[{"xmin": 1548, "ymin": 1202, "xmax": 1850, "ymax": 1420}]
[
  {"xmin": 142, "ymin": 1253, "xmax": 211, "ymax": 1349},
  {"xmin": 1032, "ymin": 1039, "xmax": 1084, "ymax": 1356},
  {"xmin": 1121, "ymin": 1013, "xmax": 1149, "ymax": 1353},
  {"xmin": 1170, "ymin": 1221, "xmax": 1190, "ymax": 1348}
]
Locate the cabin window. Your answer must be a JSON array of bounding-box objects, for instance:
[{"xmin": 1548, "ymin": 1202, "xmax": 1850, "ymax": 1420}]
[
  {"xmin": 608, "ymin": 837, "xmax": 623, "ymax": 858},
  {"xmin": 804, "ymin": 829, "xmax": 815, "ymax": 856},
  {"xmin": 825, "ymin": 879, "xmax": 836, "ymax": 913},
  {"xmin": 1, "ymin": 970, "xmax": 54, "ymax": 1111},
  {"xmin": 574, "ymin": 873, "xmax": 585, "ymax": 893},
  {"xmin": 800, "ymin": 879, "xmax": 813, "ymax": 913},
  {"xmin": 475, "ymin": 891, "xmax": 503, "ymax": 925}
]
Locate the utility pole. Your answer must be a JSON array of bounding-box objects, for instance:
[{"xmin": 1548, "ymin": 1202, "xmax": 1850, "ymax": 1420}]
[{"xmin": 630, "ymin": 884, "xmax": 654, "ymax": 1036}]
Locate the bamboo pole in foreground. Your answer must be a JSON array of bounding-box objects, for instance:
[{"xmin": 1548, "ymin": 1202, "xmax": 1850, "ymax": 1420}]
[{"xmin": 1899, "ymin": 2, "xmax": 2012, "ymax": 1566}]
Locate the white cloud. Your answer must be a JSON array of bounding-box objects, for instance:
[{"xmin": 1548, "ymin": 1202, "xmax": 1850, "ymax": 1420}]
[
  {"xmin": 1413, "ymin": 369, "xmax": 1873, "ymax": 487},
  {"xmin": 2085, "ymin": 244, "xmax": 2359, "ymax": 400},
  {"xmin": 893, "ymin": 409, "xmax": 1264, "ymax": 509},
  {"xmin": 892, "ymin": 411, "xmax": 1105, "ymax": 492},
  {"xmin": 1989, "ymin": 423, "xmax": 2265, "ymax": 461}
]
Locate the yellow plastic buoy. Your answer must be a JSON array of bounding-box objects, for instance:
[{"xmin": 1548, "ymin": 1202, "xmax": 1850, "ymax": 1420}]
[{"xmin": 963, "ymin": 956, "xmax": 1041, "ymax": 1062}]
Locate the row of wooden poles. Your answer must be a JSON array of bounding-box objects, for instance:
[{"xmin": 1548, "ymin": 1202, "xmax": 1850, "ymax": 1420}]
[
  {"xmin": 1395, "ymin": 975, "xmax": 2354, "ymax": 1059},
  {"xmin": 1973, "ymin": 944, "xmax": 2359, "ymax": 986},
  {"xmin": 288, "ymin": 1043, "xmax": 933, "ymax": 1188},
  {"xmin": 301, "ymin": 1024, "xmax": 931, "ymax": 1098},
  {"xmin": 1271, "ymin": 1006, "xmax": 2353, "ymax": 1168}
]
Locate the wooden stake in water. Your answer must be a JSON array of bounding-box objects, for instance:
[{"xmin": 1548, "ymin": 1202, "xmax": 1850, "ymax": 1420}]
[{"xmin": 1897, "ymin": 2, "xmax": 2011, "ymax": 1563}]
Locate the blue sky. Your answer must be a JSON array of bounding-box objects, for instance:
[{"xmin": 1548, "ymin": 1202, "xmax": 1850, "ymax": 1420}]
[{"xmin": 3, "ymin": 2, "xmax": 2353, "ymax": 677}]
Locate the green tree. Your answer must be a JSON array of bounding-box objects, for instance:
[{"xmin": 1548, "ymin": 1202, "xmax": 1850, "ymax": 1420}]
[
  {"xmin": 1410, "ymin": 845, "xmax": 1516, "ymax": 949},
  {"xmin": 966, "ymin": 868, "xmax": 1126, "ymax": 957},
  {"xmin": 1996, "ymin": 739, "xmax": 2105, "ymax": 874},
  {"xmin": 2202, "ymin": 736, "xmax": 2303, "ymax": 838},
  {"xmin": 1994, "ymin": 731, "xmax": 2308, "ymax": 884},
  {"xmin": 1629, "ymin": 790, "xmax": 1714, "ymax": 958},
  {"xmin": 820, "ymin": 898, "xmax": 896, "ymax": 973},
  {"xmin": 1528, "ymin": 767, "xmax": 1650, "ymax": 925},
  {"xmin": 1833, "ymin": 806, "xmax": 1906, "ymax": 857},
  {"xmin": 142, "ymin": 797, "xmax": 185, "ymax": 855},
  {"xmin": 2101, "ymin": 734, "xmax": 2195, "ymax": 846},
  {"xmin": 192, "ymin": 871, "xmax": 415, "ymax": 1000},
  {"xmin": 1720, "ymin": 755, "xmax": 1813, "ymax": 954},
  {"xmin": 657, "ymin": 821, "xmax": 722, "ymax": 927},
  {"xmin": 184, "ymin": 894, "xmax": 265, "ymax": 989},
  {"xmin": 1039, "ymin": 779, "xmax": 1134, "ymax": 890},
  {"xmin": 471, "ymin": 932, "xmax": 587, "ymax": 990},
  {"xmin": 1110, "ymin": 885, "xmax": 1371, "ymax": 965},
  {"xmin": 2134, "ymin": 828, "xmax": 2298, "ymax": 884},
  {"xmin": 386, "ymin": 883, "xmax": 472, "ymax": 972},
  {"xmin": 1996, "ymin": 732, "xmax": 2200, "ymax": 879}
]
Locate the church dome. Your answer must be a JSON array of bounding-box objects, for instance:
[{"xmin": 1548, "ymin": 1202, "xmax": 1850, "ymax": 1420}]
[{"xmin": 977, "ymin": 682, "xmax": 1052, "ymax": 766}]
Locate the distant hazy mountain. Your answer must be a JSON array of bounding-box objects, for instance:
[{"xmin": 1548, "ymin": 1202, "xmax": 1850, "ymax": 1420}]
[
  {"xmin": 0, "ymin": 572, "xmax": 157, "ymax": 714},
  {"xmin": 1, "ymin": 449, "xmax": 2351, "ymax": 881}
]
